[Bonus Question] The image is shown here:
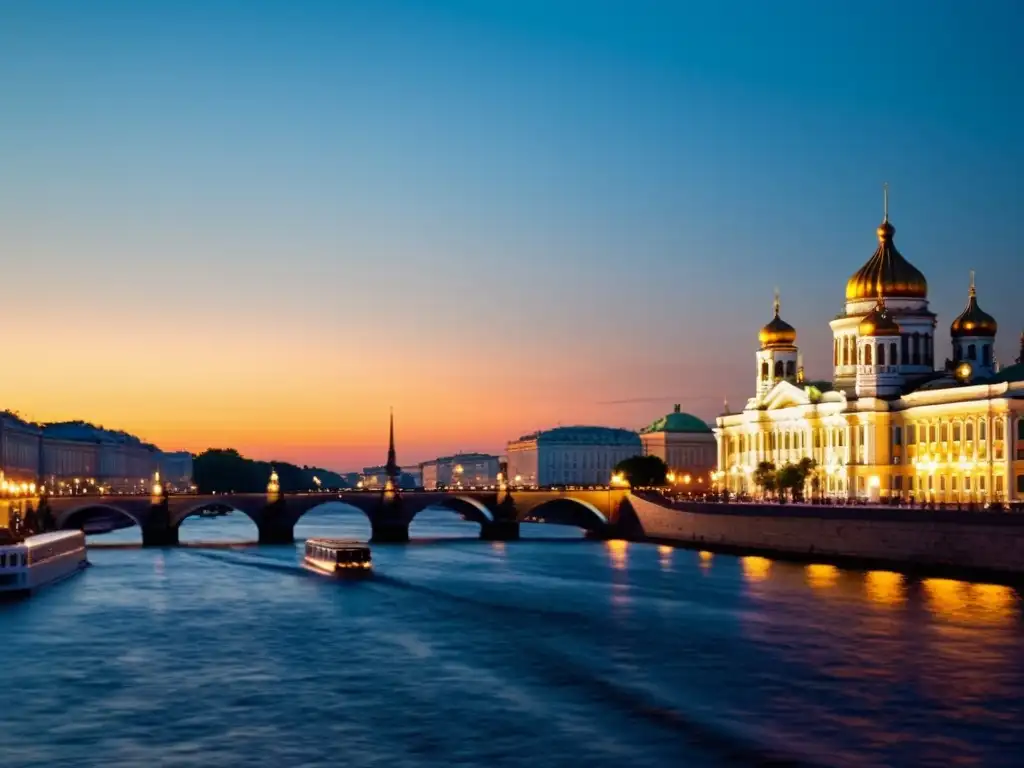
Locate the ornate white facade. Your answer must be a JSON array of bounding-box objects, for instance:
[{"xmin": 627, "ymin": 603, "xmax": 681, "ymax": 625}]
[
  {"xmin": 420, "ymin": 453, "xmax": 500, "ymax": 489},
  {"xmin": 715, "ymin": 196, "xmax": 1024, "ymax": 504}
]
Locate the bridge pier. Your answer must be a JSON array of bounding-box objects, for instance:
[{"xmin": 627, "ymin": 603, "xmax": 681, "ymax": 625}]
[
  {"xmin": 258, "ymin": 525, "xmax": 295, "ymax": 545},
  {"xmin": 142, "ymin": 524, "xmax": 179, "ymax": 547},
  {"xmin": 480, "ymin": 520, "xmax": 519, "ymax": 541},
  {"xmin": 370, "ymin": 520, "xmax": 410, "ymax": 543}
]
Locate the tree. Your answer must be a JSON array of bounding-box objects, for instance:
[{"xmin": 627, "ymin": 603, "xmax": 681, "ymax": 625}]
[
  {"xmin": 753, "ymin": 461, "xmax": 777, "ymax": 498},
  {"xmin": 775, "ymin": 463, "xmax": 802, "ymax": 503},
  {"xmin": 613, "ymin": 455, "xmax": 668, "ymax": 488},
  {"xmin": 795, "ymin": 457, "xmax": 817, "ymax": 502}
]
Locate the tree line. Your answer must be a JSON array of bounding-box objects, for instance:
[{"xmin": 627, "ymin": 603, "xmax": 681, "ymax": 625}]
[{"xmin": 192, "ymin": 449, "xmax": 348, "ymax": 493}]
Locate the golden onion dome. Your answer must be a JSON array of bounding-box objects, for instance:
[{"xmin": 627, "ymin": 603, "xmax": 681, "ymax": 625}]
[
  {"xmin": 950, "ymin": 274, "xmax": 997, "ymax": 338},
  {"xmin": 858, "ymin": 296, "xmax": 901, "ymax": 337},
  {"xmin": 758, "ymin": 292, "xmax": 797, "ymax": 348},
  {"xmin": 845, "ymin": 191, "xmax": 927, "ymax": 300}
]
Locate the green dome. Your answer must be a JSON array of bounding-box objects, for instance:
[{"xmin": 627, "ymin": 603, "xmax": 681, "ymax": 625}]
[{"xmin": 640, "ymin": 405, "xmax": 711, "ymax": 435}]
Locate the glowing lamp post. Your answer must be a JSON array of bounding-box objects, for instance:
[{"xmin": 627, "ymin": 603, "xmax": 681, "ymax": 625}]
[
  {"xmin": 267, "ymin": 468, "xmax": 280, "ymax": 495},
  {"xmin": 151, "ymin": 471, "xmax": 164, "ymax": 499}
]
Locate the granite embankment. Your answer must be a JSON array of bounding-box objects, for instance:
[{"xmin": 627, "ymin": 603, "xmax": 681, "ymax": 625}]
[{"xmin": 628, "ymin": 494, "xmax": 1024, "ymax": 579}]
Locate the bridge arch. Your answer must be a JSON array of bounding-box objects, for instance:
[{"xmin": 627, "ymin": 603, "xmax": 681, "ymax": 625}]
[
  {"xmin": 292, "ymin": 500, "xmax": 374, "ymax": 541},
  {"xmin": 172, "ymin": 502, "xmax": 261, "ymax": 531},
  {"xmin": 522, "ymin": 497, "xmax": 609, "ymax": 532},
  {"xmin": 414, "ymin": 496, "xmax": 495, "ymax": 525},
  {"xmin": 57, "ymin": 504, "xmax": 144, "ymax": 534}
]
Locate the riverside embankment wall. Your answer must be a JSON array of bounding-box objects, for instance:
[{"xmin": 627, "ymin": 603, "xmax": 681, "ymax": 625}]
[{"xmin": 628, "ymin": 494, "xmax": 1024, "ymax": 576}]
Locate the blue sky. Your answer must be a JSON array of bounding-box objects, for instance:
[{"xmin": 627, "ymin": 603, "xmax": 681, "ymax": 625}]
[{"xmin": 1, "ymin": 0, "xmax": 1022, "ymax": 467}]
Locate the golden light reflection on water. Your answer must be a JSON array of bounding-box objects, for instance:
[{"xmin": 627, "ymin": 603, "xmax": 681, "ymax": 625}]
[
  {"xmin": 805, "ymin": 563, "xmax": 839, "ymax": 589},
  {"xmin": 657, "ymin": 545, "xmax": 672, "ymax": 571},
  {"xmin": 490, "ymin": 541, "xmax": 506, "ymax": 556},
  {"xmin": 922, "ymin": 578, "xmax": 969, "ymax": 618},
  {"xmin": 698, "ymin": 550, "xmax": 713, "ymax": 570},
  {"xmin": 971, "ymin": 583, "xmax": 1015, "ymax": 622},
  {"xmin": 741, "ymin": 556, "xmax": 771, "ymax": 583},
  {"xmin": 605, "ymin": 539, "xmax": 628, "ymax": 571},
  {"xmin": 865, "ymin": 570, "xmax": 904, "ymax": 606}
]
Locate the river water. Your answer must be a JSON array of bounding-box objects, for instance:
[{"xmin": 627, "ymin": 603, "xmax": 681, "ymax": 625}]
[{"xmin": 2, "ymin": 505, "xmax": 1023, "ymax": 767}]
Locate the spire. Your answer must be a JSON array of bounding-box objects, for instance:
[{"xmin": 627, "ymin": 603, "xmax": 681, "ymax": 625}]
[
  {"xmin": 969, "ymin": 269, "xmax": 976, "ymax": 297},
  {"xmin": 773, "ymin": 287, "xmax": 781, "ymax": 317},
  {"xmin": 385, "ymin": 408, "xmax": 398, "ymax": 484},
  {"xmin": 883, "ymin": 181, "xmax": 889, "ymax": 222},
  {"xmin": 723, "ymin": 396, "xmax": 731, "ymax": 415}
]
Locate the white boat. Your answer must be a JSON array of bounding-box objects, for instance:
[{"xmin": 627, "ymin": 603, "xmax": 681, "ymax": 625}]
[
  {"xmin": 0, "ymin": 529, "xmax": 88, "ymax": 597},
  {"xmin": 303, "ymin": 538, "xmax": 372, "ymax": 577}
]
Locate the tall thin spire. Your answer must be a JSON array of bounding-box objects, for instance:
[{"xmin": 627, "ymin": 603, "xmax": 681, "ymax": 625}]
[
  {"xmin": 385, "ymin": 407, "xmax": 398, "ymax": 484},
  {"xmin": 883, "ymin": 182, "xmax": 889, "ymax": 221},
  {"xmin": 969, "ymin": 269, "xmax": 976, "ymax": 297},
  {"xmin": 773, "ymin": 287, "xmax": 781, "ymax": 317}
]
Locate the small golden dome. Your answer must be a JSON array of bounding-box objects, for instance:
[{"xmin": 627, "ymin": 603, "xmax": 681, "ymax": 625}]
[
  {"xmin": 858, "ymin": 296, "xmax": 901, "ymax": 337},
  {"xmin": 759, "ymin": 292, "xmax": 796, "ymax": 348},
  {"xmin": 950, "ymin": 274, "xmax": 997, "ymax": 338}
]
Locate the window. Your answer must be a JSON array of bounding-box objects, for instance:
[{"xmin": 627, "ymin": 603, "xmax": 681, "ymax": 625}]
[
  {"xmin": 941, "ymin": 424, "xmax": 948, "ymax": 442},
  {"xmin": 965, "ymin": 477, "xmax": 971, "ymax": 491},
  {"xmin": 955, "ymin": 343, "xmax": 963, "ymax": 361},
  {"xmin": 785, "ymin": 360, "xmax": 796, "ymax": 378},
  {"xmin": 996, "ymin": 421, "xmax": 1004, "ymax": 441},
  {"xmin": 843, "ymin": 338, "xmax": 850, "ymax": 366},
  {"xmin": 893, "ymin": 426, "xmax": 902, "ymax": 446},
  {"xmin": 981, "ymin": 421, "xmax": 987, "ymax": 440},
  {"xmin": 760, "ymin": 361, "xmax": 769, "ymax": 380},
  {"xmin": 980, "ymin": 476, "xmax": 986, "ymax": 491},
  {"xmin": 877, "ymin": 343, "xmax": 885, "ymax": 366},
  {"xmin": 834, "ymin": 339, "xmax": 839, "ymax": 366},
  {"xmin": 968, "ymin": 343, "xmax": 977, "ymax": 360},
  {"xmin": 912, "ymin": 333, "xmax": 921, "ymax": 365},
  {"xmin": 901, "ymin": 335, "xmax": 909, "ymax": 365},
  {"xmin": 1018, "ymin": 475, "xmax": 1024, "ymax": 494},
  {"xmin": 953, "ymin": 423, "xmax": 961, "ymax": 442},
  {"xmin": 907, "ymin": 425, "xmax": 915, "ymax": 443},
  {"xmin": 996, "ymin": 475, "xmax": 1004, "ymax": 493},
  {"xmin": 940, "ymin": 476, "xmax": 945, "ymax": 492},
  {"xmin": 865, "ymin": 344, "xmax": 873, "ymax": 365},
  {"xmin": 929, "ymin": 425, "xmax": 937, "ymax": 443},
  {"xmin": 890, "ymin": 341, "xmax": 897, "ymax": 365},
  {"xmin": 815, "ymin": 431, "xmax": 821, "ymax": 448},
  {"xmin": 774, "ymin": 360, "xmax": 784, "ymax": 378},
  {"xmin": 894, "ymin": 476, "xmax": 903, "ymax": 490}
]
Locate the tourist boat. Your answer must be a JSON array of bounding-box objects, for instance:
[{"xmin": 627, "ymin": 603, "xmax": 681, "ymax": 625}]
[
  {"xmin": 0, "ymin": 529, "xmax": 88, "ymax": 597},
  {"xmin": 303, "ymin": 538, "xmax": 372, "ymax": 577}
]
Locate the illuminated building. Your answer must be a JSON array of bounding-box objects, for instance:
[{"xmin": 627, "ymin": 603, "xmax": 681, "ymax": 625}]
[
  {"xmin": 0, "ymin": 413, "xmax": 190, "ymax": 494},
  {"xmin": 506, "ymin": 426, "xmax": 641, "ymax": 487},
  {"xmin": 639, "ymin": 404, "xmax": 715, "ymax": 485},
  {"xmin": 715, "ymin": 189, "xmax": 1024, "ymax": 503},
  {"xmin": 420, "ymin": 453, "xmax": 500, "ymax": 489}
]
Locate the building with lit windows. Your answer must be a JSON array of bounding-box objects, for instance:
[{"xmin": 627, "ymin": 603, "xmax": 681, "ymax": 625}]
[
  {"xmin": 715, "ymin": 193, "xmax": 1024, "ymax": 504},
  {"xmin": 420, "ymin": 453, "xmax": 500, "ymax": 489},
  {"xmin": 506, "ymin": 426, "xmax": 641, "ymax": 487},
  {"xmin": 639, "ymin": 405, "xmax": 716, "ymax": 486}
]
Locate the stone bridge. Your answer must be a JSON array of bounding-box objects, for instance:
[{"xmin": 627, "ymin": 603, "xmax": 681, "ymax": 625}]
[{"xmin": 18, "ymin": 488, "xmax": 640, "ymax": 546}]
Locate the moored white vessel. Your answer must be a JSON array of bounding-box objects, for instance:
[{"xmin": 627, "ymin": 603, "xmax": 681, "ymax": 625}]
[{"xmin": 0, "ymin": 529, "xmax": 89, "ymax": 597}]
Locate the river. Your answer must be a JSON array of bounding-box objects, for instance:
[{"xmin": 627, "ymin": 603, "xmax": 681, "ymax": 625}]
[{"xmin": 2, "ymin": 505, "xmax": 1022, "ymax": 767}]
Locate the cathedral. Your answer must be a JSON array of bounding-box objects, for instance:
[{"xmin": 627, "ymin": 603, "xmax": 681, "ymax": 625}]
[{"xmin": 715, "ymin": 191, "xmax": 1024, "ymax": 504}]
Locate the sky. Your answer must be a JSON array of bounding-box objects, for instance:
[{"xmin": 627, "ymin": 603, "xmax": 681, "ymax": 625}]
[{"xmin": 1, "ymin": 0, "xmax": 1022, "ymax": 471}]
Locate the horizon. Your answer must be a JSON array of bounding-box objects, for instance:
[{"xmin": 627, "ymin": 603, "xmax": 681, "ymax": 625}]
[{"xmin": 3, "ymin": 0, "xmax": 1022, "ymax": 469}]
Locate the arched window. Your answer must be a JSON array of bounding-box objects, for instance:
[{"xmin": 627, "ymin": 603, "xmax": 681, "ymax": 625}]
[
  {"xmin": 761, "ymin": 361, "xmax": 769, "ymax": 380},
  {"xmin": 983, "ymin": 344, "xmax": 992, "ymax": 366},
  {"xmin": 774, "ymin": 360, "xmax": 784, "ymax": 378},
  {"xmin": 980, "ymin": 420, "xmax": 987, "ymax": 440},
  {"xmin": 966, "ymin": 422, "xmax": 974, "ymax": 441},
  {"xmin": 912, "ymin": 333, "xmax": 921, "ymax": 365},
  {"xmin": 889, "ymin": 341, "xmax": 897, "ymax": 365},
  {"xmin": 968, "ymin": 343, "xmax": 977, "ymax": 360},
  {"xmin": 864, "ymin": 344, "xmax": 873, "ymax": 365},
  {"xmin": 877, "ymin": 343, "xmax": 885, "ymax": 366},
  {"xmin": 785, "ymin": 360, "xmax": 795, "ymax": 378},
  {"xmin": 843, "ymin": 337, "xmax": 850, "ymax": 366},
  {"xmin": 995, "ymin": 420, "xmax": 1004, "ymax": 440},
  {"xmin": 901, "ymin": 335, "xmax": 909, "ymax": 365},
  {"xmin": 834, "ymin": 339, "xmax": 839, "ymax": 366}
]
